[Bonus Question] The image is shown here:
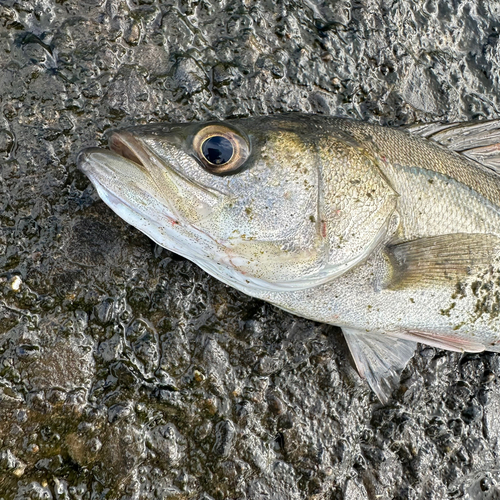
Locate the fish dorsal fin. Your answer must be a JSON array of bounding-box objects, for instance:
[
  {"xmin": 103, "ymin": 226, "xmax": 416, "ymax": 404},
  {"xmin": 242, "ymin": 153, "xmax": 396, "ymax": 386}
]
[
  {"xmin": 407, "ymin": 120, "xmax": 500, "ymax": 176},
  {"xmin": 384, "ymin": 233, "xmax": 500, "ymax": 289},
  {"xmin": 342, "ymin": 327, "xmax": 416, "ymax": 403}
]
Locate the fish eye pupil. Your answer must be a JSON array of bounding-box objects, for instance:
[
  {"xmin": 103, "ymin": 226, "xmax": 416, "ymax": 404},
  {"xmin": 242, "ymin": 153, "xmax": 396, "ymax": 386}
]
[{"xmin": 201, "ymin": 136, "xmax": 233, "ymax": 165}]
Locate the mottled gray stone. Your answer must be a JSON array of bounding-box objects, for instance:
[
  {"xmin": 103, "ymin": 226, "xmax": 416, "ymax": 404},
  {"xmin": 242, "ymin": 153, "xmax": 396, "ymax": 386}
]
[{"xmin": 1, "ymin": 0, "xmax": 500, "ymax": 498}]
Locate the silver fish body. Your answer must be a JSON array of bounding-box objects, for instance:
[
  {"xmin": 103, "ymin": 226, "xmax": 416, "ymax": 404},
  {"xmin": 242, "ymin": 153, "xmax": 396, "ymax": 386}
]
[{"xmin": 78, "ymin": 114, "xmax": 500, "ymax": 402}]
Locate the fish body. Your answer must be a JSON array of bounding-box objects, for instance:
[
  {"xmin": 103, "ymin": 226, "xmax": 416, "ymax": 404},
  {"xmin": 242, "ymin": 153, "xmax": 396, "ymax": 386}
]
[{"xmin": 78, "ymin": 114, "xmax": 500, "ymax": 402}]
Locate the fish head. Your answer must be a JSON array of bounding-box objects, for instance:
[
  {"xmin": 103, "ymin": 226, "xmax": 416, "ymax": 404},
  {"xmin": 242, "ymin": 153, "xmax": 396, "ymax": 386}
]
[{"xmin": 78, "ymin": 115, "xmax": 398, "ymax": 293}]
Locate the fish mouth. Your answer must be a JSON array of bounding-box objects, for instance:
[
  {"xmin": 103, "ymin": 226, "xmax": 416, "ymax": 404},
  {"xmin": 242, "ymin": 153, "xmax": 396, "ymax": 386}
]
[
  {"xmin": 77, "ymin": 131, "xmax": 151, "ymax": 179},
  {"xmin": 77, "ymin": 135, "xmax": 182, "ymax": 228},
  {"xmin": 108, "ymin": 130, "xmax": 153, "ymax": 174},
  {"xmin": 90, "ymin": 130, "xmax": 228, "ymax": 200}
]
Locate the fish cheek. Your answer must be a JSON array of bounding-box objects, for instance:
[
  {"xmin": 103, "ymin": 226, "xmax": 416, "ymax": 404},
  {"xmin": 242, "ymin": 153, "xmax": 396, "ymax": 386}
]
[
  {"xmin": 219, "ymin": 133, "xmax": 320, "ymax": 240},
  {"xmin": 191, "ymin": 130, "xmax": 324, "ymax": 282}
]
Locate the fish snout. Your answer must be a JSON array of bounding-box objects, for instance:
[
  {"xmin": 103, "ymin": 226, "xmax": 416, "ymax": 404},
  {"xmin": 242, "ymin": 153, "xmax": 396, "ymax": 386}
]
[{"xmin": 77, "ymin": 147, "xmax": 104, "ymax": 174}]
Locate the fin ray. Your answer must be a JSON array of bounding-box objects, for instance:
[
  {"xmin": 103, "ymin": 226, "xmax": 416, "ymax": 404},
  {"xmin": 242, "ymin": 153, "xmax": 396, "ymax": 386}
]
[
  {"xmin": 342, "ymin": 327, "xmax": 416, "ymax": 404},
  {"xmin": 388, "ymin": 329, "xmax": 485, "ymax": 353},
  {"xmin": 407, "ymin": 119, "xmax": 500, "ymax": 176},
  {"xmin": 385, "ymin": 233, "xmax": 500, "ymax": 289}
]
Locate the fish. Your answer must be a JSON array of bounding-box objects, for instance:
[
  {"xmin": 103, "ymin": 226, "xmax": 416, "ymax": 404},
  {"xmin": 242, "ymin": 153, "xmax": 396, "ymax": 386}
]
[{"xmin": 77, "ymin": 114, "xmax": 500, "ymax": 403}]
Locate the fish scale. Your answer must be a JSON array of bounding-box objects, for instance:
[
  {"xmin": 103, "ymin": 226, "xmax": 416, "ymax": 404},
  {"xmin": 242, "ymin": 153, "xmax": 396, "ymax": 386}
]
[{"xmin": 383, "ymin": 163, "xmax": 499, "ymax": 238}]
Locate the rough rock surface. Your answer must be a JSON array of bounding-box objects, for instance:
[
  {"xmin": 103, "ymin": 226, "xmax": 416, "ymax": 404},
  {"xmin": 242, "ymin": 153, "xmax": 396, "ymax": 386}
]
[{"xmin": 1, "ymin": 0, "xmax": 500, "ymax": 498}]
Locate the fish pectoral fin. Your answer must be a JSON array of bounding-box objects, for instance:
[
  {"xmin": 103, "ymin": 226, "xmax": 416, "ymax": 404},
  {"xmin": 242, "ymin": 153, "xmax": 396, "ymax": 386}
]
[
  {"xmin": 407, "ymin": 119, "xmax": 500, "ymax": 175},
  {"xmin": 384, "ymin": 233, "xmax": 500, "ymax": 289},
  {"xmin": 342, "ymin": 327, "xmax": 416, "ymax": 404}
]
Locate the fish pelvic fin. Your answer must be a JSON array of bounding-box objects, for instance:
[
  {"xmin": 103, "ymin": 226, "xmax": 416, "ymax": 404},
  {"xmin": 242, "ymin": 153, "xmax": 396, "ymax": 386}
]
[{"xmin": 342, "ymin": 327, "xmax": 416, "ymax": 404}]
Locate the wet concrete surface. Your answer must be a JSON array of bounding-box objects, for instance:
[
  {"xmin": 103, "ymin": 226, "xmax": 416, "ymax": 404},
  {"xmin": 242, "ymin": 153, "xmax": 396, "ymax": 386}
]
[{"xmin": 1, "ymin": 0, "xmax": 500, "ymax": 498}]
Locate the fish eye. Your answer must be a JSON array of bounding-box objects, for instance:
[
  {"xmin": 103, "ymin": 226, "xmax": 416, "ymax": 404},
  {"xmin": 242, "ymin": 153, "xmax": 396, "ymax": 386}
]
[
  {"xmin": 193, "ymin": 124, "xmax": 250, "ymax": 175},
  {"xmin": 202, "ymin": 136, "xmax": 233, "ymax": 165}
]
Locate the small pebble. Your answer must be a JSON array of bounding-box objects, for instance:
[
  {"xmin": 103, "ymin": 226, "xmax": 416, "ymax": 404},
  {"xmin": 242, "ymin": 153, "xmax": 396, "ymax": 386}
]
[{"xmin": 10, "ymin": 275, "xmax": 21, "ymax": 291}]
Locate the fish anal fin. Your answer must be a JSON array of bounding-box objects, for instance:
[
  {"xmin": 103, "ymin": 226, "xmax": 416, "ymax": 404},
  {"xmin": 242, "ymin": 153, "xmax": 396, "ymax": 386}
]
[
  {"xmin": 342, "ymin": 327, "xmax": 416, "ymax": 404},
  {"xmin": 392, "ymin": 329, "xmax": 485, "ymax": 353},
  {"xmin": 384, "ymin": 233, "xmax": 500, "ymax": 290}
]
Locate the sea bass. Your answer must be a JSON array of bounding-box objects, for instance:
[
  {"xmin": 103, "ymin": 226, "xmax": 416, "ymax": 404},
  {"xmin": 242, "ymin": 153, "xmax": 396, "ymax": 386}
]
[{"xmin": 78, "ymin": 114, "xmax": 500, "ymax": 402}]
